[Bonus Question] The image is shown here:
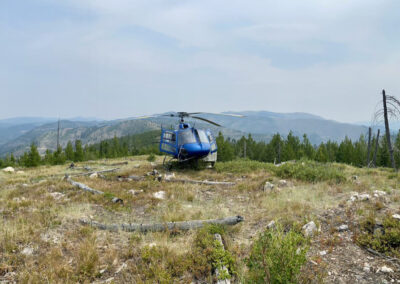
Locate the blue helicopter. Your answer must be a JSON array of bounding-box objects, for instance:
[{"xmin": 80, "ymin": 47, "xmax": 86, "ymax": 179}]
[{"xmin": 137, "ymin": 112, "xmax": 243, "ymax": 168}]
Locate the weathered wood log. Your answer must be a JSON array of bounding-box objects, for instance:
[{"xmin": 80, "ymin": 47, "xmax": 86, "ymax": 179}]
[
  {"xmin": 71, "ymin": 168, "xmax": 119, "ymax": 177},
  {"xmin": 165, "ymin": 178, "xmax": 235, "ymax": 186},
  {"xmin": 67, "ymin": 176, "xmax": 104, "ymax": 195},
  {"xmin": 79, "ymin": 215, "xmax": 244, "ymax": 232},
  {"xmin": 66, "ymin": 176, "xmax": 123, "ymax": 203},
  {"xmin": 214, "ymin": 233, "xmax": 231, "ymax": 284}
]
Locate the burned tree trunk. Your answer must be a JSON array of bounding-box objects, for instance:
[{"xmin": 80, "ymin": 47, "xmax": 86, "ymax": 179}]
[
  {"xmin": 382, "ymin": 90, "xmax": 396, "ymax": 169},
  {"xmin": 372, "ymin": 129, "xmax": 380, "ymax": 167},
  {"xmin": 366, "ymin": 127, "xmax": 372, "ymax": 167},
  {"xmin": 79, "ymin": 215, "xmax": 244, "ymax": 233}
]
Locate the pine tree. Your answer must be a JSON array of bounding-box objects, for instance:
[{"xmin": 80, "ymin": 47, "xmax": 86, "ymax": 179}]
[
  {"xmin": 65, "ymin": 141, "xmax": 74, "ymax": 161},
  {"xmin": 53, "ymin": 145, "xmax": 66, "ymax": 165},
  {"xmin": 44, "ymin": 149, "xmax": 53, "ymax": 165},
  {"xmin": 27, "ymin": 143, "xmax": 41, "ymax": 167},
  {"xmin": 74, "ymin": 140, "xmax": 84, "ymax": 162}
]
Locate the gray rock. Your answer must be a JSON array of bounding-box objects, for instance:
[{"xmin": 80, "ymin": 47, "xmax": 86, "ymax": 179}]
[
  {"xmin": 267, "ymin": 220, "xmax": 276, "ymax": 229},
  {"xmin": 302, "ymin": 221, "xmax": 317, "ymax": 237},
  {"xmin": 380, "ymin": 265, "xmax": 393, "ymax": 273},
  {"xmin": 263, "ymin": 182, "xmax": 274, "ymax": 191},
  {"xmin": 337, "ymin": 224, "xmax": 349, "ymax": 232},
  {"xmin": 392, "ymin": 214, "xmax": 400, "ymax": 220},
  {"xmin": 21, "ymin": 247, "xmax": 34, "ymax": 256},
  {"xmin": 278, "ymin": 180, "xmax": 287, "ymax": 187}
]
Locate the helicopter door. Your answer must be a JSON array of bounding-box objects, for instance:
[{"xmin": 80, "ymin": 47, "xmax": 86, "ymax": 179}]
[
  {"xmin": 207, "ymin": 130, "xmax": 217, "ymax": 153},
  {"xmin": 160, "ymin": 130, "xmax": 177, "ymax": 155}
]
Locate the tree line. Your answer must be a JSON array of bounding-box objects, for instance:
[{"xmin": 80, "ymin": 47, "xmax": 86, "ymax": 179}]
[
  {"xmin": 1, "ymin": 129, "xmax": 399, "ymax": 169},
  {"xmin": 0, "ymin": 131, "xmax": 160, "ymax": 168},
  {"xmin": 215, "ymin": 130, "xmax": 400, "ymax": 168}
]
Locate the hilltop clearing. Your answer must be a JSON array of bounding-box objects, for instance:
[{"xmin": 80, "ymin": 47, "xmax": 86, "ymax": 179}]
[{"xmin": 0, "ymin": 158, "xmax": 399, "ymax": 282}]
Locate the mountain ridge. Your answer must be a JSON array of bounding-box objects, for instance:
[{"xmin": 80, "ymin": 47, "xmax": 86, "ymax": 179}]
[{"xmin": 0, "ymin": 111, "xmax": 367, "ymax": 156}]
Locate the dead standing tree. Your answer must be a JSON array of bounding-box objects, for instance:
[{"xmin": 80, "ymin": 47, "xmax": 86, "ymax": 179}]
[{"xmin": 374, "ymin": 89, "xmax": 399, "ymax": 170}]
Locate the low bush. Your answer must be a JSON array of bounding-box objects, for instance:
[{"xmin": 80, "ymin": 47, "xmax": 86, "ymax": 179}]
[
  {"xmin": 191, "ymin": 224, "xmax": 237, "ymax": 281},
  {"xmin": 356, "ymin": 214, "xmax": 400, "ymax": 258},
  {"xmin": 147, "ymin": 153, "xmax": 156, "ymax": 162},
  {"xmin": 216, "ymin": 159, "xmax": 346, "ymax": 183},
  {"xmin": 246, "ymin": 223, "xmax": 309, "ymax": 284},
  {"xmin": 273, "ymin": 161, "xmax": 346, "ymax": 183},
  {"xmin": 215, "ymin": 159, "xmax": 274, "ymax": 173}
]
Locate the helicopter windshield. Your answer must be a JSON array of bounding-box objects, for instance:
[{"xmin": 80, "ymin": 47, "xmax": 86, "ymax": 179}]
[
  {"xmin": 196, "ymin": 129, "xmax": 209, "ymax": 143},
  {"xmin": 178, "ymin": 130, "xmax": 196, "ymax": 144}
]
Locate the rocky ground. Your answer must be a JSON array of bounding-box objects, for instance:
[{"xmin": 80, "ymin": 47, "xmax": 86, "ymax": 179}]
[{"xmin": 0, "ymin": 158, "xmax": 399, "ymax": 282}]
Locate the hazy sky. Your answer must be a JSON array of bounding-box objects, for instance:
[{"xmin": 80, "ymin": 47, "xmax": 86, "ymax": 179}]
[{"xmin": 1, "ymin": 0, "xmax": 400, "ymax": 122}]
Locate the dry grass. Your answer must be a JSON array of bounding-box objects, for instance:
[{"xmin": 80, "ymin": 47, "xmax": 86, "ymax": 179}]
[{"xmin": 1, "ymin": 156, "xmax": 399, "ymax": 282}]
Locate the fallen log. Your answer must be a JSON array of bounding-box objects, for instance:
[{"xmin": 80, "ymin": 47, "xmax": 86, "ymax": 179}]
[
  {"xmin": 71, "ymin": 168, "xmax": 119, "ymax": 177},
  {"xmin": 66, "ymin": 176, "xmax": 123, "ymax": 203},
  {"xmin": 165, "ymin": 178, "xmax": 235, "ymax": 186},
  {"xmin": 79, "ymin": 215, "xmax": 244, "ymax": 233},
  {"xmin": 214, "ymin": 233, "xmax": 231, "ymax": 284}
]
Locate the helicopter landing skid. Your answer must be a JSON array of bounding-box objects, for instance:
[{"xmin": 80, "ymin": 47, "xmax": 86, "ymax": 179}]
[{"xmin": 163, "ymin": 156, "xmax": 174, "ymax": 171}]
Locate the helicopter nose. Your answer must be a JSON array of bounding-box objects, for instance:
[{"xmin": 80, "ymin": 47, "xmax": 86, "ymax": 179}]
[{"xmin": 184, "ymin": 143, "xmax": 210, "ymax": 156}]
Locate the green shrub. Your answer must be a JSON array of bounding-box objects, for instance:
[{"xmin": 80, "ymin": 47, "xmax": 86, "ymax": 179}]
[
  {"xmin": 246, "ymin": 224, "xmax": 308, "ymax": 284},
  {"xmin": 147, "ymin": 153, "xmax": 156, "ymax": 162},
  {"xmin": 215, "ymin": 159, "xmax": 274, "ymax": 173},
  {"xmin": 273, "ymin": 161, "xmax": 345, "ymax": 183},
  {"xmin": 216, "ymin": 159, "xmax": 345, "ymax": 183},
  {"xmin": 191, "ymin": 224, "xmax": 237, "ymax": 281},
  {"xmin": 357, "ymin": 214, "xmax": 400, "ymax": 258}
]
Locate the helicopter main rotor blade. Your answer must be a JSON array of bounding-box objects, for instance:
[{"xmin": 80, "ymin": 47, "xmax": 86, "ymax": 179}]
[
  {"xmin": 198, "ymin": 112, "xmax": 245, "ymax": 118},
  {"xmin": 133, "ymin": 114, "xmax": 175, "ymax": 119},
  {"xmin": 191, "ymin": 116, "xmax": 222, "ymax": 127}
]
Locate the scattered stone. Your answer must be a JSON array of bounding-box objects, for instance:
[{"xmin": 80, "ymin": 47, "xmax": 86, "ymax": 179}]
[
  {"xmin": 302, "ymin": 221, "xmax": 317, "ymax": 237},
  {"xmin": 380, "ymin": 266, "xmax": 394, "ymax": 273},
  {"xmin": 111, "ymin": 197, "xmax": 123, "ymax": 204},
  {"xmin": 21, "ymin": 247, "xmax": 34, "ymax": 256},
  {"xmin": 359, "ymin": 194, "xmax": 371, "ymax": 201},
  {"xmin": 349, "ymin": 192, "xmax": 371, "ymax": 202},
  {"xmin": 164, "ymin": 173, "xmax": 175, "ymax": 181},
  {"xmin": 267, "ymin": 220, "xmax": 276, "ymax": 229},
  {"xmin": 3, "ymin": 166, "xmax": 15, "ymax": 172},
  {"xmin": 319, "ymin": 250, "xmax": 327, "ymax": 256},
  {"xmin": 374, "ymin": 190, "xmax": 387, "ymax": 197},
  {"xmin": 49, "ymin": 192, "xmax": 65, "ymax": 200},
  {"xmin": 22, "ymin": 183, "xmax": 28, "ymax": 187},
  {"xmin": 263, "ymin": 181, "xmax": 274, "ymax": 191},
  {"xmin": 89, "ymin": 172, "xmax": 98, "ymax": 179},
  {"xmin": 99, "ymin": 268, "xmax": 107, "ymax": 274},
  {"xmin": 149, "ymin": 242, "xmax": 157, "ymax": 248},
  {"xmin": 278, "ymin": 180, "xmax": 287, "ymax": 187},
  {"xmin": 153, "ymin": 191, "xmax": 166, "ymax": 200},
  {"xmin": 392, "ymin": 214, "xmax": 400, "ymax": 220},
  {"xmin": 337, "ymin": 224, "xmax": 349, "ymax": 232},
  {"xmin": 3, "ymin": 272, "xmax": 17, "ymax": 281},
  {"xmin": 352, "ymin": 175, "xmax": 358, "ymax": 181},
  {"xmin": 363, "ymin": 263, "xmax": 370, "ymax": 273},
  {"xmin": 115, "ymin": 262, "xmax": 127, "ymax": 274},
  {"xmin": 128, "ymin": 189, "xmax": 143, "ymax": 196}
]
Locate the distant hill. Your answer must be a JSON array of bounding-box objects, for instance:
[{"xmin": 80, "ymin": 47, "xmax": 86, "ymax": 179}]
[{"xmin": 0, "ymin": 111, "xmax": 368, "ymax": 156}]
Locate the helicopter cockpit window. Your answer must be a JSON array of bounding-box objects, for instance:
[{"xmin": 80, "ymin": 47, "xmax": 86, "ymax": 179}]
[
  {"xmin": 163, "ymin": 132, "xmax": 176, "ymax": 143},
  {"xmin": 196, "ymin": 129, "xmax": 209, "ymax": 143},
  {"xmin": 178, "ymin": 130, "xmax": 196, "ymax": 144},
  {"xmin": 206, "ymin": 131, "xmax": 214, "ymax": 142}
]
